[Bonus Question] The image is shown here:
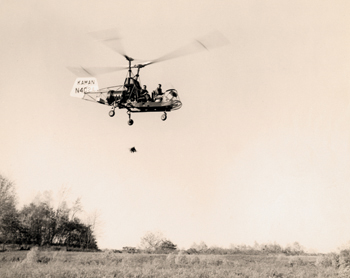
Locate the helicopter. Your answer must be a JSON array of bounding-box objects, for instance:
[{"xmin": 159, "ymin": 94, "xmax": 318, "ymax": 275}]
[{"xmin": 69, "ymin": 30, "xmax": 228, "ymax": 125}]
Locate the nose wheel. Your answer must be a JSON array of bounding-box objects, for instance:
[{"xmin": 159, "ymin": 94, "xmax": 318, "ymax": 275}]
[
  {"xmin": 161, "ymin": 112, "xmax": 167, "ymax": 121},
  {"xmin": 109, "ymin": 109, "xmax": 115, "ymax": 117},
  {"xmin": 127, "ymin": 111, "xmax": 134, "ymax": 126}
]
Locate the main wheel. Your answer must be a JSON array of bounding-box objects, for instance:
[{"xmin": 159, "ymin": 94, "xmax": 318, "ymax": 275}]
[
  {"xmin": 128, "ymin": 119, "xmax": 134, "ymax": 126},
  {"xmin": 109, "ymin": 110, "xmax": 115, "ymax": 117},
  {"xmin": 161, "ymin": 113, "xmax": 167, "ymax": 121}
]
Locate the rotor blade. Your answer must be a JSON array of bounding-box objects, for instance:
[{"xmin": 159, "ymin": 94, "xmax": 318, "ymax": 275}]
[
  {"xmin": 102, "ymin": 39, "xmax": 132, "ymax": 61},
  {"xmin": 146, "ymin": 30, "xmax": 230, "ymax": 66},
  {"xmin": 196, "ymin": 30, "xmax": 230, "ymax": 50},
  {"xmin": 83, "ymin": 66, "xmax": 128, "ymax": 76},
  {"xmin": 67, "ymin": 66, "xmax": 93, "ymax": 77},
  {"xmin": 89, "ymin": 28, "xmax": 137, "ymax": 62},
  {"xmin": 89, "ymin": 28, "xmax": 126, "ymax": 55},
  {"xmin": 67, "ymin": 66, "xmax": 127, "ymax": 76}
]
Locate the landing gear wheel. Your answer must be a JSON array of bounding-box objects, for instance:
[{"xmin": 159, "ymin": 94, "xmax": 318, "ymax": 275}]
[
  {"xmin": 109, "ymin": 110, "xmax": 115, "ymax": 117},
  {"xmin": 161, "ymin": 112, "xmax": 167, "ymax": 121},
  {"xmin": 127, "ymin": 111, "xmax": 133, "ymax": 125}
]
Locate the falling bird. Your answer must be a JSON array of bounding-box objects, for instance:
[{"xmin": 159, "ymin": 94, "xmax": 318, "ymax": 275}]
[{"xmin": 130, "ymin": 147, "xmax": 137, "ymax": 153}]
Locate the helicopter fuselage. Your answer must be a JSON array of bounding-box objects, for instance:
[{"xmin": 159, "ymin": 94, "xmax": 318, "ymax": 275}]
[{"xmin": 71, "ymin": 77, "xmax": 182, "ymax": 125}]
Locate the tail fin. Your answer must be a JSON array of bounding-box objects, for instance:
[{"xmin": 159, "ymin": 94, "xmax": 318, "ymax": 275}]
[{"xmin": 70, "ymin": 78, "xmax": 99, "ymax": 98}]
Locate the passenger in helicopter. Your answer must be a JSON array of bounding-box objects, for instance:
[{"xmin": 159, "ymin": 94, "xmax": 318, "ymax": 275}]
[
  {"xmin": 138, "ymin": 85, "xmax": 150, "ymax": 102},
  {"xmin": 152, "ymin": 84, "xmax": 164, "ymax": 102}
]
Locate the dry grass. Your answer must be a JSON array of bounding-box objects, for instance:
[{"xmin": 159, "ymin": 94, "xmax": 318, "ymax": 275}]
[{"xmin": 0, "ymin": 249, "xmax": 343, "ymax": 277}]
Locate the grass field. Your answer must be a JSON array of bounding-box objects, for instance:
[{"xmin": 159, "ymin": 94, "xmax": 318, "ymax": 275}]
[{"xmin": 0, "ymin": 249, "xmax": 347, "ymax": 278}]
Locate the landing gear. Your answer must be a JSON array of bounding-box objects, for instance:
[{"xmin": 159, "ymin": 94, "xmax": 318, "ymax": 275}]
[
  {"xmin": 109, "ymin": 109, "xmax": 115, "ymax": 117},
  {"xmin": 127, "ymin": 111, "xmax": 134, "ymax": 126},
  {"xmin": 161, "ymin": 112, "xmax": 167, "ymax": 121}
]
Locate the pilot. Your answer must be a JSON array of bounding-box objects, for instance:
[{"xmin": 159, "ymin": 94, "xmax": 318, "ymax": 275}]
[
  {"xmin": 152, "ymin": 84, "xmax": 164, "ymax": 102},
  {"xmin": 106, "ymin": 90, "xmax": 115, "ymax": 105},
  {"xmin": 139, "ymin": 85, "xmax": 150, "ymax": 102}
]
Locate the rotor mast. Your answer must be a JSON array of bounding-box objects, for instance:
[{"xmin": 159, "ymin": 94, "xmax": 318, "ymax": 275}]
[{"xmin": 125, "ymin": 56, "xmax": 134, "ymax": 86}]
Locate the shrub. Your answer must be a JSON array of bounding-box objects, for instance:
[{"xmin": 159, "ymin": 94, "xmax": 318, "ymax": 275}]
[
  {"xmin": 339, "ymin": 249, "xmax": 350, "ymax": 269},
  {"xmin": 166, "ymin": 253, "xmax": 176, "ymax": 264},
  {"xmin": 186, "ymin": 248, "xmax": 199, "ymax": 255},
  {"xmin": 101, "ymin": 249, "xmax": 114, "ymax": 258},
  {"xmin": 288, "ymin": 256, "xmax": 308, "ymax": 267},
  {"xmin": 22, "ymin": 246, "xmax": 40, "ymax": 264},
  {"xmin": 328, "ymin": 253, "xmax": 340, "ymax": 269},
  {"xmin": 190, "ymin": 255, "xmax": 200, "ymax": 265},
  {"xmin": 315, "ymin": 255, "xmax": 333, "ymax": 268},
  {"xmin": 175, "ymin": 251, "xmax": 188, "ymax": 265},
  {"xmin": 205, "ymin": 255, "xmax": 224, "ymax": 266},
  {"xmin": 38, "ymin": 255, "xmax": 51, "ymax": 263},
  {"xmin": 9, "ymin": 256, "xmax": 20, "ymax": 262}
]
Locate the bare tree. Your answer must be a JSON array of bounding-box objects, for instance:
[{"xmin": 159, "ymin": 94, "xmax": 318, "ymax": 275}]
[
  {"xmin": 0, "ymin": 175, "xmax": 16, "ymax": 213},
  {"xmin": 190, "ymin": 241, "xmax": 208, "ymax": 253},
  {"xmin": 83, "ymin": 209, "xmax": 102, "ymax": 249},
  {"xmin": 0, "ymin": 175, "xmax": 19, "ymax": 250},
  {"xmin": 70, "ymin": 198, "xmax": 83, "ymax": 220},
  {"xmin": 139, "ymin": 231, "xmax": 165, "ymax": 252}
]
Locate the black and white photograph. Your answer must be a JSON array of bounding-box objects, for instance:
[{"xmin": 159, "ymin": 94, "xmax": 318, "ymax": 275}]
[{"xmin": 1, "ymin": 0, "xmax": 350, "ymax": 277}]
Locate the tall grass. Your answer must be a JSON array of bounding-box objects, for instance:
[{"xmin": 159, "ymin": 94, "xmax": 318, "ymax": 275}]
[{"xmin": 0, "ymin": 248, "xmax": 342, "ymax": 278}]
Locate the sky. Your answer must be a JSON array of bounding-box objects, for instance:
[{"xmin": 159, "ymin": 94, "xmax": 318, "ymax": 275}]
[{"xmin": 0, "ymin": 0, "xmax": 350, "ymax": 253}]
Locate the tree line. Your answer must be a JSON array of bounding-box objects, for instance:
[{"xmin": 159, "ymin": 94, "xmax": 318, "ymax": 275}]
[
  {"xmin": 1, "ymin": 172, "xmax": 307, "ymax": 254},
  {"xmin": 0, "ymin": 174, "xmax": 98, "ymax": 251},
  {"xmin": 129, "ymin": 231, "xmax": 306, "ymax": 256},
  {"xmin": 185, "ymin": 241, "xmax": 306, "ymax": 255}
]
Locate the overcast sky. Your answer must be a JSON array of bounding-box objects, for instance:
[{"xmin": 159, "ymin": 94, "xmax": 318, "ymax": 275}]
[{"xmin": 1, "ymin": 0, "xmax": 350, "ymax": 253}]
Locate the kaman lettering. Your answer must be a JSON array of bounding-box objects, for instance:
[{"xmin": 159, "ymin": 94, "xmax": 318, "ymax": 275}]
[{"xmin": 77, "ymin": 80, "xmax": 95, "ymax": 85}]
